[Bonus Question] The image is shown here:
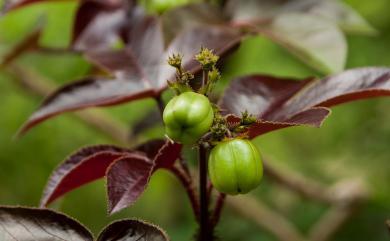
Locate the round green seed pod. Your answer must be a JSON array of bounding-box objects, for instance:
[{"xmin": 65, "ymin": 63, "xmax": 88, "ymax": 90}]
[
  {"xmin": 163, "ymin": 92, "xmax": 214, "ymax": 144},
  {"xmin": 208, "ymin": 139, "xmax": 263, "ymax": 195}
]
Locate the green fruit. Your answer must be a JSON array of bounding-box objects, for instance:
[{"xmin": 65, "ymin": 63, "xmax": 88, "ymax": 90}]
[
  {"xmin": 208, "ymin": 139, "xmax": 263, "ymax": 195},
  {"xmin": 163, "ymin": 92, "xmax": 214, "ymax": 144},
  {"xmin": 148, "ymin": 0, "xmax": 189, "ymax": 13}
]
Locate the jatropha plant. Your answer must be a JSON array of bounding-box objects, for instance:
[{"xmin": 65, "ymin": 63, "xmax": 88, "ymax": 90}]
[{"xmin": 1, "ymin": 0, "xmax": 390, "ymax": 241}]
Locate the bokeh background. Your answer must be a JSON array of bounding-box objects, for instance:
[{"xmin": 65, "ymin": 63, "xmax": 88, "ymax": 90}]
[{"xmin": 0, "ymin": 0, "xmax": 390, "ymax": 240}]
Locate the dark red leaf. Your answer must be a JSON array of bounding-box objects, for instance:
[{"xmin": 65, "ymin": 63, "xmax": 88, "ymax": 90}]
[
  {"xmin": 136, "ymin": 139, "xmax": 167, "ymax": 160},
  {"xmin": 136, "ymin": 139, "xmax": 181, "ymax": 169},
  {"xmin": 40, "ymin": 145, "xmax": 134, "ymax": 207},
  {"xmin": 162, "ymin": 3, "xmax": 226, "ymax": 43},
  {"xmin": 225, "ymin": 0, "xmax": 375, "ymax": 73},
  {"xmin": 257, "ymin": 13, "xmax": 346, "ymax": 74},
  {"xmin": 106, "ymin": 155, "xmax": 154, "ymax": 214},
  {"xmin": 72, "ymin": 1, "xmax": 129, "ymax": 51},
  {"xmin": 97, "ymin": 219, "xmax": 169, "ymax": 241},
  {"xmin": 221, "ymin": 67, "xmax": 390, "ymax": 137},
  {"xmin": 225, "ymin": 0, "xmax": 375, "ymax": 33},
  {"xmin": 18, "ymin": 16, "xmax": 241, "ymax": 136},
  {"xmin": 0, "ymin": 206, "xmax": 93, "ymax": 241},
  {"xmin": 17, "ymin": 76, "xmax": 156, "ymax": 136},
  {"xmin": 153, "ymin": 140, "xmax": 181, "ymax": 170},
  {"xmin": 104, "ymin": 140, "xmax": 180, "ymax": 214}
]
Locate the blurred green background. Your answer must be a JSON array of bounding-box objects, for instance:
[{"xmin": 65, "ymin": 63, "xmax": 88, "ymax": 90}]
[{"xmin": 0, "ymin": 0, "xmax": 390, "ymax": 240}]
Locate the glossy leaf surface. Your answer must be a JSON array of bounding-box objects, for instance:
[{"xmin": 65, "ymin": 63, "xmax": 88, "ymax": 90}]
[
  {"xmin": 0, "ymin": 206, "xmax": 170, "ymax": 241},
  {"xmin": 0, "ymin": 206, "xmax": 93, "ymax": 241},
  {"xmin": 40, "ymin": 145, "xmax": 133, "ymax": 207},
  {"xmin": 106, "ymin": 155, "xmax": 154, "ymax": 214},
  {"xmin": 97, "ymin": 220, "xmax": 169, "ymax": 241},
  {"xmin": 221, "ymin": 67, "xmax": 390, "ymax": 137},
  {"xmin": 106, "ymin": 140, "xmax": 181, "ymax": 213}
]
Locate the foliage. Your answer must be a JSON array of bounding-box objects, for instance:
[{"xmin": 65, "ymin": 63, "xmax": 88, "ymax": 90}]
[{"xmin": 1, "ymin": 0, "xmax": 390, "ymax": 240}]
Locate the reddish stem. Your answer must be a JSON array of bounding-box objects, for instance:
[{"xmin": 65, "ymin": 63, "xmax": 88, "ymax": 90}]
[{"xmin": 198, "ymin": 145, "xmax": 212, "ymax": 241}]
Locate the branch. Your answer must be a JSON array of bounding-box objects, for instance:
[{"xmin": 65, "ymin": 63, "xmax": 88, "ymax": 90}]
[
  {"xmin": 308, "ymin": 179, "xmax": 368, "ymax": 241},
  {"xmin": 263, "ymin": 157, "xmax": 334, "ymax": 204},
  {"xmin": 0, "ymin": 30, "xmax": 40, "ymax": 68},
  {"xmin": 226, "ymin": 195, "xmax": 308, "ymax": 241}
]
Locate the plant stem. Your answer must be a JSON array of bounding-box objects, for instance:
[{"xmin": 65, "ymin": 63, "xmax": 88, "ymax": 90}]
[{"xmin": 199, "ymin": 144, "xmax": 211, "ymax": 241}]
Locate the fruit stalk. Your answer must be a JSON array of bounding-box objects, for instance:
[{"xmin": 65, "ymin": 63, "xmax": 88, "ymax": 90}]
[{"xmin": 199, "ymin": 144, "xmax": 211, "ymax": 241}]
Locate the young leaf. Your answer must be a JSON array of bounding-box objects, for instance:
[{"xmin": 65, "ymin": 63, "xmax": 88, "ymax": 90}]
[
  {"xmin": 97, "ymin": 219, "xmax": 169, "ymax": 241},
  {"xmin": 221, "ymin": 67, "xmax": 390, "ymax": 137},
  {"xmin": 106, "ymin": 155, "xmax": 154, "ymax": 214},
  {"xmin": 0, "ymin": 206, "xmax": 93, "ymax": 241},
  {"xmin": 40, "ymin": 145, "xmax": 134, "ymax": 207}
]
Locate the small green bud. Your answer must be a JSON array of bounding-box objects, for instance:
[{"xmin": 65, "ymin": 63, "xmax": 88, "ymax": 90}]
[
  {"xmin": 168, "ymin": 54, "xmax": 183, "ymax": 69},
  {"xmin": 195, "ymin": 47, "xmax": 219, "ymax": 71}
]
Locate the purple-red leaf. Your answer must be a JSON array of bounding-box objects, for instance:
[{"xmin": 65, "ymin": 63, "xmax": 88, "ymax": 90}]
[
  {"xmin": 135, "ymin": 139, "xmax": 182, "ymax": 169},
  {"xmin": 0, "ymin": 206, "xmax": 93, "ymax": 241},
  {"xmin": 225, "ymin": 0, "xmax": 376, "ymax": 35},
  {"xmin": 18, "ymin": 76, "xmax": 156, "ymax": 136},
  {"xmin": 153, "ymin": 140, "xmax": 181, "ymax": 170},
  {"xmin": 40, "ymin": 145, "xmax": 133, "ymax": 207},
  {"xmin": 19, "ymin": 15, "xmax": 241, "ymax": 135},
  {"xmin": 136, "ymin": 139, "xmax": 182, "ymax": 169},
  {"xmin": 221, "ymin": 67, "xmax": 390, "ymax": 137},
  {"xmin": 106, "ymin": 155, "xmax": 153, "ymax": 214},
  {"xmin": 258, "ymin": 13, "xmax": 347, "ymax": 74},
  {"xmin": 106, "ymin": 139, "xmax": 181, "ymax": 214},
  {"xmin": 72, "ymin": 0, "xmax": 129, "ymax": 51},
  {"xmin": 162, "ymin": 3, "xmax": 226, "ymax": 43},
  {"xmin": 41, "ymin": 139, "xmax": 180, "ymax": 213},
  {"xmin": 97, "ymin": 219, "xmax": 169, "ymax": 241}
]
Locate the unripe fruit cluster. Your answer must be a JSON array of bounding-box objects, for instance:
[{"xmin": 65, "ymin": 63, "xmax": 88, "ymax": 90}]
[{"xmin": 163, "ymin": 92, "xmax": 262, "ymax": 195}]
